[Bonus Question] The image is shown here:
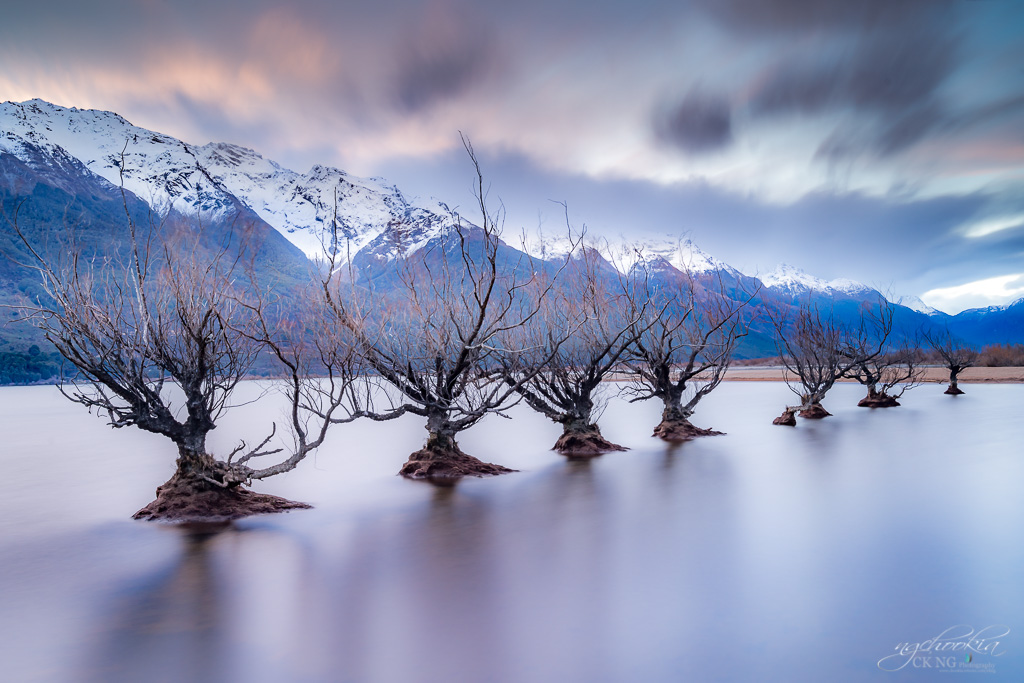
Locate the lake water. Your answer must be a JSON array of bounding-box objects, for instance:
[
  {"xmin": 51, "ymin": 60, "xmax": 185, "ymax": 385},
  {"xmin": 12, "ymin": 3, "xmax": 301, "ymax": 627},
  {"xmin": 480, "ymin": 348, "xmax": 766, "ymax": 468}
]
[{"xmin": 0, "ymin": 381, "xmax": 1022, "ymax": 682}]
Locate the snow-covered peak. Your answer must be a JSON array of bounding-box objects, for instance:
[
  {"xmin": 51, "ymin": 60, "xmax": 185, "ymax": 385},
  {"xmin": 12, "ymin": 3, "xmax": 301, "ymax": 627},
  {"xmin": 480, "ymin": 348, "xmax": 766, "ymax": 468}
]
[
  {"xmin": 762, "ymin": 263, "xmax": 831, "ymax": 292},
  {"xmin": 762, "ymin": 263, "xmax": 873, "ymax": 297},
  {"xmin": 2, "ymin": 98, "xmax": 240, "ymax": 219},
  {"xmin": 636, "ymin": 237, "xmax": 724, "ymax": 274},
  {"xmin": 522, "ymin": 231, "xmax": 580, "ymax": 262},
  {"xmin": 895, "ymin": 295, "xmax": 941, "ymax": 316}
]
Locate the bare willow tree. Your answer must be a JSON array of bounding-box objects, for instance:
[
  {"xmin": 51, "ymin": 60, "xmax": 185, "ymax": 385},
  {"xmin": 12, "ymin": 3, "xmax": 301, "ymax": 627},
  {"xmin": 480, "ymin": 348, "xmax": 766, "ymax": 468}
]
[
  {"xmin": 500, "ymin": 243, "xmax": 641, "ymax": 456},
  {"xmin": 925, "ymin": 329, "xmax": 978, "ymax": 395},
  {"xmin": 625, "ymin": 253, "xmax": 756, "ymax": 441},
  {"xmin": 7, "ymin": 196, "xmax": 351, "ymax": 520},
  {"xmin": 319, "ymin": 137, "xmax": 563, "ymax": 479},
  {"xmin": 769, "ymin": 296, "xmax": 891, "ymax": 425},
  {"xmin": 845, "ymin": 338, "xmax": 923, "ymax": 407}
]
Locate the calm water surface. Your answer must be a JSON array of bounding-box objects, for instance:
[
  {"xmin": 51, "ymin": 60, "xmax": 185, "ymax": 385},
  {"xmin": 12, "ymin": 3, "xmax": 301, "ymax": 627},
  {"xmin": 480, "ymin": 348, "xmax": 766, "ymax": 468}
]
[{"xmin": 0, "ymin": 381, "xmax": 1022, "ymax": 682}]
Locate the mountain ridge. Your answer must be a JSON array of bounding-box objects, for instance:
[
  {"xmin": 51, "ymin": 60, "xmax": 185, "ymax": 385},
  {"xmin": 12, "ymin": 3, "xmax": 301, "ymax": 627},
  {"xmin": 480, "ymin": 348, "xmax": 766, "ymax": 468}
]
[{"xmin": 1, "ymin": 98, "xmax": 1020, "ymax": 368}]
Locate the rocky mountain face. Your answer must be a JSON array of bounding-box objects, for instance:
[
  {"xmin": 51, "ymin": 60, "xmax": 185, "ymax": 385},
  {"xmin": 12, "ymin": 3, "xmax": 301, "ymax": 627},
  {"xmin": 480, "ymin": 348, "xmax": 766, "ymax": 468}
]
[{"xmin": 0, "ymin": 98, "xmax": 1018, "ymax": 382}]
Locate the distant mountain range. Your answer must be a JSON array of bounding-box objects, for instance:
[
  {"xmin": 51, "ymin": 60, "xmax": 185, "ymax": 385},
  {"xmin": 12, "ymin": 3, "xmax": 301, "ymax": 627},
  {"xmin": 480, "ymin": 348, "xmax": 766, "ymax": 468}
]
[{"xmin": 1, "ymin": 98, "xmax": 1020, "ymax": 380}]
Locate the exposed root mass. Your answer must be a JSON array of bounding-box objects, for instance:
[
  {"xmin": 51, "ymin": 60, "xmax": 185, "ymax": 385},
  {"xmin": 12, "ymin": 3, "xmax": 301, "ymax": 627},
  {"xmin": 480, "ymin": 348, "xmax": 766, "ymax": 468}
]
[
  {"xmin": 400, "ymin": 445, "xmax": 515, "ymax": 481},
  {"xmin": 553, "ymin": 424, "xmax": 627, "ymax": 457},
  {"xmin": 653, "ymin": 418, "xmax": 723, "ymax": 441},
  {"xmin": 798, "ymin": 403, "xmax": 832, "ymax": 419},
  {"xmin": 773, "ymin": 408, "xmax": 797, "ymax": 426},
  {"xmin": 944, "ymin": 385, "xmax": 965, "ymax": 395},
  {"xmin": 133, "ymin": 468, "xmax": 311, "ymax": 522},
  {"xmin": 858, "ymin": 394, "xmax": 901, "ymax": 408}
]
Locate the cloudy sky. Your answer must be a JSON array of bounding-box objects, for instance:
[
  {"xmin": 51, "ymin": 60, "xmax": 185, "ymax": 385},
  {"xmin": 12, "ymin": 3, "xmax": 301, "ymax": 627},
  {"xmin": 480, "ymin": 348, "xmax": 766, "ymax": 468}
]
[{"xmin": 2, "ymin": 0, "xmax": 1024, "ymax": 312}]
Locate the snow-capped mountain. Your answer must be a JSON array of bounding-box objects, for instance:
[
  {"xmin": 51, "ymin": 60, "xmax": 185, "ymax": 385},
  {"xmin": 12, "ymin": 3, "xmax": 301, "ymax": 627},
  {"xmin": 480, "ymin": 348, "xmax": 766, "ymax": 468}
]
[
  {"xmin": 1, "ymin": 99, "xmax": 244, "ymax": 219},
  {"xmin": 0, "ymin": 99, "xmax": 456, "ymax": 261},
  {"xmin": 626, "ymin": 237, "xmax": 738, "ymax": 276},
  {"xmin": 760, "ymin": 263, "xmax": 876, "ymax": 298},
  {"xmin": 4, "ymin": 97, "xmax": 1020, "ymax": 354},
  {"xmin": 194, "ymin": 144, "xmax": 458, "ymax": 260},
  {"xmin": 523, "ymin": 233, "xmax": 739, "ymax": 277},
  {"xmin": 895, "ymin": 295, "xmax": 944, "ymax": 317}
]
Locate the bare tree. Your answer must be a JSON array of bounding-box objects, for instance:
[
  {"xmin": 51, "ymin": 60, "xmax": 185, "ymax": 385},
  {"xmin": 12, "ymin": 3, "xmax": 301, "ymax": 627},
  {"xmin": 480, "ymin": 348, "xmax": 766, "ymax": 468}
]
[
  {"xmin": 625, "ymin": 252, "xmax": 755, "ymax": 441},
  {"xmin": 500, "ymin": 242, "xmax": 641, "ymax": 456},
  {"xmin": 925, "ymin": 329, "xmax": 978, "ymax": 395},
  {"xmin": 319, "ymin": 136, "xmax": 565, "ymax": 479},
  {"xmin": 7, "ymin": 194, "xmax": 346, "ymax": 520},
  {"xmin": 845, "ymin": 338, "xmax": 923, "ymax": 407},
  {"xmin": 768, "ymin": 295, "xmax": 891, "ymax": 425}
]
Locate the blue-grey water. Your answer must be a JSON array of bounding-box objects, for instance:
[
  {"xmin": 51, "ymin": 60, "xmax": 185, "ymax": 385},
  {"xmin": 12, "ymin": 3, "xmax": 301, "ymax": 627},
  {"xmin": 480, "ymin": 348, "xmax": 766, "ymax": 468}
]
[{"xmin": 0, "ymin": 381, "xmax": 1021, "ymax": 682}]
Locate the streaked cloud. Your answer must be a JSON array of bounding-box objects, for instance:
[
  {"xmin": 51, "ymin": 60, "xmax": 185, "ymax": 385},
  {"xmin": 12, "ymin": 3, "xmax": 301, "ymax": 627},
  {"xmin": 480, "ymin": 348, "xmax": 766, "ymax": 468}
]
[
  {"xmin": 962, "ymin": 213, "xmax": 1024, "ymax": 239},
  {"xmin": 923, "ymin": 273, "xmax": 1024, "ymax": 314}
]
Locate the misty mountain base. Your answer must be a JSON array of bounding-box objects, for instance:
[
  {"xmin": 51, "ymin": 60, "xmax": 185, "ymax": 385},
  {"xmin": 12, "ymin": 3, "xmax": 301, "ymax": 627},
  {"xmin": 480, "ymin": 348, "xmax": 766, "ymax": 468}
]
[
  {"xmin": 552, "ymin": 422, "xmax": 628, "ymax": 457},
  {"xmin": 133, "ymin": 457, "xmax": 311, "ymax": 522},
  {"xmin": 399, "ymin": 433, "xmax": 516, "ymax": 481}
]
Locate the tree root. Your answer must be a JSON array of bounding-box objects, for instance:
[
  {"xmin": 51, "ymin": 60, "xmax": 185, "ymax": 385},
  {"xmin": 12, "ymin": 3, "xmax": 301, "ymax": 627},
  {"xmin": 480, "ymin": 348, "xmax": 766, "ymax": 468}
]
[
  {"xmin": 773, "ymin": 408, "xmax": 797, "ymax": 426},
  {"xmin": 858, "ymin": 394, "xmax": 901, "ymax": 408},
  {"xmin": 653, "ymin": 418, "xmax": 723, "ymax": 441},
  {"xmin": 944, "ymin": 385, "xmax": 965, "ymax": 395},
  {"xmin": 798, "ymin": 403, "xmax": 831, "ymax": 419},
  {"xmin": 133, "ymin": 467, "xmax": 311, "ymax": 522},
  {"xmin": 553, "ymin": 424, "xmax": 627, "ymax": 457},
  {"xmin": 400, "ymin": 444, "xmax": 515, "ymax": 481}
]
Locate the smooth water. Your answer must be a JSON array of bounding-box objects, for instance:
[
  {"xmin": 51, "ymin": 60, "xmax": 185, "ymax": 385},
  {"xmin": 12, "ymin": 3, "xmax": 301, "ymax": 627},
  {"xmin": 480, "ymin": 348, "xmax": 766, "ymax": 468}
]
[{"xmin": 0, "ymin": 381, "xmax": 1022, "ymax": 682}]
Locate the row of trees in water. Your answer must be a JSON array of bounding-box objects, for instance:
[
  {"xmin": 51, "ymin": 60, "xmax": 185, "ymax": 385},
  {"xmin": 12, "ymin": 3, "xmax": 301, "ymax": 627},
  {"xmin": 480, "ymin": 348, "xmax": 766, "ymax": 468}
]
[
  {"xmin": 767, "ymin": 303, "xmax": 979, "ymax": 425},
  {"xmin": 7, "ymin": 143, "xmax": 982, "ymax": 522}
]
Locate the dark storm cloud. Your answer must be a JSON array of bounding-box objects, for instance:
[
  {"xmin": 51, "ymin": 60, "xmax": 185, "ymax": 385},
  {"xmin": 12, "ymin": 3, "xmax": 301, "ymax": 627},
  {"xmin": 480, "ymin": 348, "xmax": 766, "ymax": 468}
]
[
  {"xmin": 395, "ymin": 32, "xmax": 495, "ymax": 113},
  {"xmin": 750, "ymin": 30, "xmax": 957, "ymax": 116},
  {"xmin": 654, "ymin": 90, "xmax": 733, "ymax": 154},
  {"xmin": 750, "ymin": 23, "xmax": 960, "ymax": 158}
]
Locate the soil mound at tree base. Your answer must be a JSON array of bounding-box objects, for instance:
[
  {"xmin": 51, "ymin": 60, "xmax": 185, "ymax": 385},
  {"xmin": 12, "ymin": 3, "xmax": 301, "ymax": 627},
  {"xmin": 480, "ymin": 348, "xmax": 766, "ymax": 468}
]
[
  {"xmin": 133, "ymin": 470, "xmax": 311, "ymax": 522},
  {"xmin": 400, "ymin": 446, "xmax": 515, "ymax": 480},
  {"xmin": 653, "ymin": 419, "xmax": 724, "ymax": 441},
  {"xmin": 858, "ymin": 395, "xmax": 901, "ymax": 408},
  {"xmin": 944, "ymin": 385, "xmax": 965, "ymax": 395},
  {"xmin": 554, "ymin": 426, "xmax": 627, "ymax": 457},
  {"xmin": 773, "ymin": 409, "xmax": 797, "ymax": 426},
  {"xmin": 798, "ymin": 403, "xmax": 832, "ymax": 419}
]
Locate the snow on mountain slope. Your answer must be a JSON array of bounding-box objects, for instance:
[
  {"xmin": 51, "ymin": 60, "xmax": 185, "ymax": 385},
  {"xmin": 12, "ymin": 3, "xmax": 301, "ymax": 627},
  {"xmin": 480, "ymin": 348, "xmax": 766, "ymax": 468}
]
[
  {"xmin": 895, "ymin": 295, "xmax": 943, "ymax": 316},
  {"xmin": 1, "ymin": 99, "xmax": 457, "ymax": 261},
  {"xmin": 522, "ymin": 233, "xmax": 734, "ymax": 275},
  {"xmin": 634, "ymin": 237, "xmax": 736, "ymax": 275},
  {"xmin": 1, "ymin": 99, "xmax": 242, "ymax": 219},
  {"xmin": 195, "ymin": 144, "xmax": 457, "ymax": 260},
  {"xmin": 761, "ymin": 263, "xmax": 874, "ymax": 297}
]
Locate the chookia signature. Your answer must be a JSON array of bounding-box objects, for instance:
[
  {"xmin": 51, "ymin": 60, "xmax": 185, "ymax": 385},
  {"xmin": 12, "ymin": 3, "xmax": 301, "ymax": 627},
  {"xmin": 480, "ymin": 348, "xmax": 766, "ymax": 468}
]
[{"xmin": 877, "ymin": 625, "xmax": 1010, "ymax": 672}]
